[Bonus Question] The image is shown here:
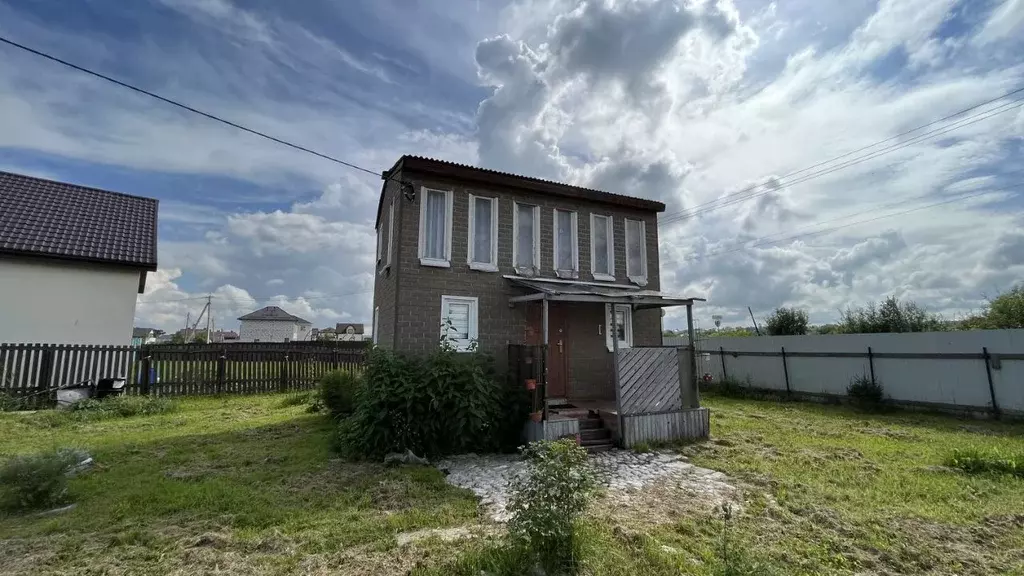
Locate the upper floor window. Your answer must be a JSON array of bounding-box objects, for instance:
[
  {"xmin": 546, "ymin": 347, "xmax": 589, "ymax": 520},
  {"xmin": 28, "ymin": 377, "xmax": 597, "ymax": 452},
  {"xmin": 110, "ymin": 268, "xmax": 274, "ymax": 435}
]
[
  {"xmin": 376, "ymin": 220, "xmax": 384, "ymax": 264},
  {"xmin": 468, "ymin": 195, "xmax": 499, "ymax": 272},
  {"xmin": 590, "ymin": 214, "xmax": 614, "ymax": 281},
  {"xmin": 418, "ymin": 188, "xmax": 453, "ymax": 267},
  {"xmin": 553, "ymin": 209, "xmax": 578, "ymax": 278},
  {"xmin": 513, "ymin": 202, "xmax": 540, "ymax": 275},
  {"xmin": 625, "ymin": 218, "xmax": 647, "ymax": 286},
  {"xmin": 385, "ymin": 200, "xmax": 395, "ymax": 267}
]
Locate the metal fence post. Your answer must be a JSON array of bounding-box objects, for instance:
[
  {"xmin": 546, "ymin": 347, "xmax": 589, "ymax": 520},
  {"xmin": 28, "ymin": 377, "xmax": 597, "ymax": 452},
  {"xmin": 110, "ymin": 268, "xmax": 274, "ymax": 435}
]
[
  {"xmin": 140, "ymin": 352, "xmax": 151, "ymax": 396},
  {"xmin": 719, "ymin": 346, "xmax": 728, "ymax": 381},
  {"xmin": 781, "ymin": 346, "xmax": 791, "ymax": 394},
  {"xmin": 280, "ymin": 353, "xmax": 289, "ymax": 392},
  {"xmin": 983, "ymin": 347, "xmax": 1000, "ymax": 419},
  {"xmin": 216, "ymin": 349, "xmax": 226, "ymax": 395},
  {"xmin": 868, "ymin": 346, "xmax": 876, "ymax": 386}
]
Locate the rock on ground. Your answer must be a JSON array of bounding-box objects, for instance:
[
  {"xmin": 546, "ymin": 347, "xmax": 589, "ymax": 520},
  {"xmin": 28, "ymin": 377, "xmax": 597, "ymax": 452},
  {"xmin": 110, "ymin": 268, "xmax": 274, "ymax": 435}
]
[{"xmin": 435, "ymin": 449, "xmax": 737, "ymax": 522}]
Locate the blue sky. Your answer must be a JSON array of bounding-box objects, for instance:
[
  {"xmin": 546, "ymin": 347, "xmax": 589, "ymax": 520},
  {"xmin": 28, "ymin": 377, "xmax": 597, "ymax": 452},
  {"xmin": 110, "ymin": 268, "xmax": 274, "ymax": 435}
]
[{"xmin": 1, "ymin": 0, "xmax": 1023, "ymax": 332}]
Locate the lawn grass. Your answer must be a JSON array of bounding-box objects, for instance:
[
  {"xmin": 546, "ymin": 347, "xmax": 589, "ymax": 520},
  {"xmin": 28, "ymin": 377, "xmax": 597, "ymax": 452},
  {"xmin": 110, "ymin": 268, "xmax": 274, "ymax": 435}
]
[
  {"xmin": 3, "ymin": 393, "xmax": 1023, "ymax": 575},
  {"xmin": 0, "ymin": 394, "xmax": 479, "ymax": 575}
]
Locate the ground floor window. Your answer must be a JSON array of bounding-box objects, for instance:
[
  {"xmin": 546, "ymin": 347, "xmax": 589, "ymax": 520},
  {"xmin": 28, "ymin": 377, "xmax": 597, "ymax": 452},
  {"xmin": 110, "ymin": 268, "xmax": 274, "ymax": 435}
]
[
  {"xmin": 441, "ymin": 295, "xmax": 478, "ymax": 351},
  {"xmin": 605, "ymin": 304, "xmax": 633, "ymax": 351},
  {"xmin": 372, "ymin": 306, "xmax": 379, "ymax": 345}
]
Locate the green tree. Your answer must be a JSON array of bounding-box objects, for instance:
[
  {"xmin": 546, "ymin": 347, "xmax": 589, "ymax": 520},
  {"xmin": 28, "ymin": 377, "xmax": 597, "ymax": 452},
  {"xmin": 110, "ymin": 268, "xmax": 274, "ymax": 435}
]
[
  {"xmin": 765, "ymin": 307, "xmax": 809, "ymax": 335},
  {"xmin": 839, "ymin": 296, "xmax": 944, "ymax": 334},
  {"xmin": 966, "ymin": 285, "xmax": 1024, "ymax": 329}
]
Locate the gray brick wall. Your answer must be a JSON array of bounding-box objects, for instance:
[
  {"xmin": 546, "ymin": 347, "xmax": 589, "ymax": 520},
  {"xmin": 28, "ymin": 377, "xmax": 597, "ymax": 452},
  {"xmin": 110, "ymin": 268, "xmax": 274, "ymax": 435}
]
[{"xmin": 372, "ymin": 169, "xmax": 664, "ymax": 399}]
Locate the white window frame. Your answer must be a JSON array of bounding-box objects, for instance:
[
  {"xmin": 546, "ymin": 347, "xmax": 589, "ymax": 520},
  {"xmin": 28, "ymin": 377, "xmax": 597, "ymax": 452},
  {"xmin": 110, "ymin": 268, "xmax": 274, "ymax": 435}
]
[
  {"xmin": 418, "ymin": 187, "xmax": 454, "ymax": 267},
  {"xmin": 590, "ymin": 213, "xmax": 615, "ymax": 282},
  {"xmin": 467, "ymin": 194, "xmax": 499, "ymax": 272},
  {"xmin": 440, "ymin": 295, "xmax": 479, "ymax": 352},
  {"xmin": 385, "ymin": 200, "xmax": 395, "ymax": 267},
  {"xmin": 605, "ymin": 304, "xmax": 633, "ymax": 352},
  {"xmin": 624, "ymin": 218, "xmax": 648, "ymax": 286},
  {"xmin": 552, "ymin": 208, "xmax": 579, "ymax": 279},
  {"xmin": 512, "ymin": 202, "xmax": 541, "ymax": 275},
  {"xmin": 372, "ymin": 306, "xmax": 379, "ymax": 345},
  {"xmin": 375, "ymin": 222, "xmax": 383, "ymax": 264}
]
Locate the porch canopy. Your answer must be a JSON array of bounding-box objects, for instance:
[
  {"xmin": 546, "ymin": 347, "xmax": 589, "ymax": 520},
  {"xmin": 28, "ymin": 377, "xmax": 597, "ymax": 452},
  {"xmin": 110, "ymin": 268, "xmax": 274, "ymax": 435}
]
[{"xmin": 504, "ymin": 275, "xmax": 705, "ymax": 309}]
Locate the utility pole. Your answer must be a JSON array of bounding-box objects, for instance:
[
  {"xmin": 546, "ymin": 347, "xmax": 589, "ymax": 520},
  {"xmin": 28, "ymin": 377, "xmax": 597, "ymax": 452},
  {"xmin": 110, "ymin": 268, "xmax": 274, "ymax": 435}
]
[
  {"xmin": 205, "ymin": 294, "xmax": 212, "ymax": 344},
  {"xmin": 748, "ymin": 306, "xmax": 762, "ymax": 336}
]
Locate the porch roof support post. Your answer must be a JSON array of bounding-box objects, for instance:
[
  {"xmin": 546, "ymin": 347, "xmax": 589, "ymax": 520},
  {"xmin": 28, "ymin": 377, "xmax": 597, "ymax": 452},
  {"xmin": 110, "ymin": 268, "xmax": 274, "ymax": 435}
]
[
  {"xmin": 611, "ymin": 304, "xmax": 625, "ymax": 446},
  {"xmin": 685, "ymin": 303, "xmax": 700, "ymax": 408},
  {"xmin": 542, "ymin": 298, "xmax": 549, "ymax": 419}
]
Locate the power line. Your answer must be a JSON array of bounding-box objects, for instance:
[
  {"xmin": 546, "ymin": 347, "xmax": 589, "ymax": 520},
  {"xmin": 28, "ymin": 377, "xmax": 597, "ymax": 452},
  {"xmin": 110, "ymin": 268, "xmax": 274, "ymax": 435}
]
[
  {"xmin": 660, "ymin": 98, "xmax": 1024, "ymax": 225},
  {"xmin": 0, "ymin": 36, "xmax": 386, "ymax": 180},
  {"xmin": 657, "ymin": 85, "xmax": 1024, "ymax": 226},
  {"xmin": 662, "ymin": 182, "xmax": 1018, "ymax": 266}
]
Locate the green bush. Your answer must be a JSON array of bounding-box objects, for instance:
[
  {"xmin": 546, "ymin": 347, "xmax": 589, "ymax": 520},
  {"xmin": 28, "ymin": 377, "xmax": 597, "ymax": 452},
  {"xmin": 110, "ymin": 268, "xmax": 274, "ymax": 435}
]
[
  {"xmin": 507, "ymin": 439, "xmax": 597, "ymax": 574},
  {"xmin": 277, "ymin": 391, "xmax": 314, "ymax": 409},
  {"xmin": 846, "ymin": 375, "xmax": 884, "ymax": 410},
  {"xmin": 319, "ymin": 370, "xmax": 362, "ymax": 418},
  {"xmin": 0, "ymin": 393, "xmax": 24, "ymax": 412},
  {"xmin": 0, "ymin": 448, "xmax": 86, "ymax": 513},
  {"xmin": 338, "ymin": 347, "xmax": 516, "ymax": 459},
  {"xmin": 947, "ymin": 447, "xmax": 1024, "ymax": 477}
]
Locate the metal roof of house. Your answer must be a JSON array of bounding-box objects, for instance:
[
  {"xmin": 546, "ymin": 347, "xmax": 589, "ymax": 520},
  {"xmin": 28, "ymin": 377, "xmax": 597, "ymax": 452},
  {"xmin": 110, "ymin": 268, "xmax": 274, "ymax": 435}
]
[
  {"xmin": 504, "ymin": 276, "xmax": 705, "ymax": 309},
  {"xmin": 237, "ymin": 306, "xmax": 311, "ymax": 324},
  {"xmin": 0, "ymin": 171, "xmax": 158, "ymax": 269},
  {"xmin": 376, "ymin": 155, "xmax": 666, "ymax": 228}
]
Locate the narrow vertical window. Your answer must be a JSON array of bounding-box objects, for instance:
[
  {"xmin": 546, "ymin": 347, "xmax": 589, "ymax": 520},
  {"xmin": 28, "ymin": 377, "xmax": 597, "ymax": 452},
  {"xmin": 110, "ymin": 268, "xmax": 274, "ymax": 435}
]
[
  {"xmin": 372, "ymin": 307, "xmax": 379, "ymax": 345},
  {"xmin": 418, "ymin": 188, "xmax": 453, "ymax": 266},
  {"xmin": 468, "ymin": 195, "xmax": 498, "ymax": 271},
  {"xmin": 590, "ymin": 214, "xmax": 614, "ymax": 281},
  {"xmin": 513, "ymin": 202, "xmax": 540, "ymax": 274},
  {"xmin": 385, "ymin": 200, "xmax": 395, "ymax": 266},
  {"xmin": 553, "ymin": 209, "xmax": 578, "ymax": 278},
  {"xmin": 605, "ymin": 304, "xmax": 633, "ymax": 351},
  {"xmin": 625, "ymin": 218, "xmax": 647, "ymax": 285}
]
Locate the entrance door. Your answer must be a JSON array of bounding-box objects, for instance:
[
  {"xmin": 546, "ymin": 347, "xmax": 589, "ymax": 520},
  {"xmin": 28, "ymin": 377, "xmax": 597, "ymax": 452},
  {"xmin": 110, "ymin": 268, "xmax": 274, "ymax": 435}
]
[
  {"xmin": 524, "ymin": 302, "xmax": 570, "ymax": 399},
  {"xmin": 546, "ymin": 303, "xmax": 570, "ymax": 398}
]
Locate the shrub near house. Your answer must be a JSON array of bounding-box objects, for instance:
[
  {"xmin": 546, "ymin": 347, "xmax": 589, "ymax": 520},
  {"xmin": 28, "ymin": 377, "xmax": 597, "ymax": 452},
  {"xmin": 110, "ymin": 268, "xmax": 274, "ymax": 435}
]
[{"xmin": 338, "ymin": 346, "xmax": 526, "ymax": 459}]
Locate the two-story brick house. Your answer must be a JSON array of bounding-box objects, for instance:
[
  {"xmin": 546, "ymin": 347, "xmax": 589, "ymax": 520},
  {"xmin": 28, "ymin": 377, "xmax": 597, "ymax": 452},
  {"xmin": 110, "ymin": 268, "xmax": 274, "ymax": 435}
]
[{"xmin": 371, "ymin": 156, "xmax": 697, "ymax": 407}]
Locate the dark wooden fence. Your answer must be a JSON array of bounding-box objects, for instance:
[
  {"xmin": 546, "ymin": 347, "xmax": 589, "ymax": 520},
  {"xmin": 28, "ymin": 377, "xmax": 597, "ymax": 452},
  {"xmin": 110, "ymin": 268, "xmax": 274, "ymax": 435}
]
[{"xmin": 1, "ymin": 341, "xmax": 367, "ymax": 405}]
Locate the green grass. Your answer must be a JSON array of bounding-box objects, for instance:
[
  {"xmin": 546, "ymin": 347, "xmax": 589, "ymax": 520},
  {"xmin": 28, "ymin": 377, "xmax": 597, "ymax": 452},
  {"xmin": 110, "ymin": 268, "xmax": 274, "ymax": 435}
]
[
  {"xmin": 0, "ymin": 394, "xmax": 479, "ymax": 575},
  {"xmin": 3, "ymin": 393, "xmax": 1023, "ymax": 575}
]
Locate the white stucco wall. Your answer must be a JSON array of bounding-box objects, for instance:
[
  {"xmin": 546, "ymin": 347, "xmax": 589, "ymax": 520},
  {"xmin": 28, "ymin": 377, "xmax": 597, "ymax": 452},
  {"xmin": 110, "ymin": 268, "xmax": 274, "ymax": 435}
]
[
  {"xmin": 0, "ymin": 258, "xmax": 141, "ymax": 345},
  {"xmin": 238, "ymin": 320, "xmax": 311, "ymax": 342}
]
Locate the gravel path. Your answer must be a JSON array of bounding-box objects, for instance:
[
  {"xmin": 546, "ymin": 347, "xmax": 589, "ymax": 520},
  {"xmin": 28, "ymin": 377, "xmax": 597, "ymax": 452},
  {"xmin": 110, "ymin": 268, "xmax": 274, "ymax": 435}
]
[{"xmin": 436, "ymin": 449, "xmax": 735, "ymax": 522}]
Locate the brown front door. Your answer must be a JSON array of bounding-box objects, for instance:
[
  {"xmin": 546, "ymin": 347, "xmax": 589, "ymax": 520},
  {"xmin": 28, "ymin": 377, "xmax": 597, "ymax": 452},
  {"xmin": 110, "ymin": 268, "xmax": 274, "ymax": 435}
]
[
  {"xmin": 546, "ymin": 303, "xmax": 569, "ymax": 398},
  {"xmin": 524, "ymin": 302, "xmax": 570, "ymax": 399}
]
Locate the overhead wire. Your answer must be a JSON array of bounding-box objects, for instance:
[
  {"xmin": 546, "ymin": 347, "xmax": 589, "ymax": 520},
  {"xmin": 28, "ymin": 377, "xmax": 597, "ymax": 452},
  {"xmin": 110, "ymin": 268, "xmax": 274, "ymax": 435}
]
[{"xmin": 657, "ymin": 86, "xmax": 1024, "ymax": 226}]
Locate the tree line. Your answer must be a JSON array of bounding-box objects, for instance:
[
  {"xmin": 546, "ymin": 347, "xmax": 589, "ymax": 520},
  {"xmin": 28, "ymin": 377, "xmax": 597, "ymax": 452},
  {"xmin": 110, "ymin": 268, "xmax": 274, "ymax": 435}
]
[{"xmin": 664, "ymin": 284, "xmax": 1024, "ymax": 337}]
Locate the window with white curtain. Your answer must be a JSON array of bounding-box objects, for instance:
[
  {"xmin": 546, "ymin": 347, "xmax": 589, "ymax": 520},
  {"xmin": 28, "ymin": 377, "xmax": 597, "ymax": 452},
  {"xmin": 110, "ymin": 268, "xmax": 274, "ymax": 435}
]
[
  {"xmin": 553, "ymin": 209, "xmax": 578, "ymax": 278},
  {"xmin": 604, "ymin": 304, "xmax": 633, "ymax": 351},
  {"xmin": 625, "ymin": 218, "xmax": 647, "ymax": 285},
  {"xmin": 385, "ymin": 200, "xmax": 395, "ymax": 267},
  {"xmin": 418, "ymin": 188, "xmax": 453, "ymax": 267},
  {"xmin": 513, "ymin": 202, "xmax": 540, "ymax": 274},
  {"xmin": 440, "ymin": 295, "xmax": 478, "ymax": 351},
  {"xmin": 590, "ymin": 214, "xmax": 614, "ymax": 281},
  {"xmin": 468, "ymin": 195, "xmax": 498, "ymax": 271}
]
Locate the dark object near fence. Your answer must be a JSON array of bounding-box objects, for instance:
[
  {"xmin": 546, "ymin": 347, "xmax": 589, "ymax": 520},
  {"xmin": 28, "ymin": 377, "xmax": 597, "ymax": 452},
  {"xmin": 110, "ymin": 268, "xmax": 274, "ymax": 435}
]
[
  {"xmin": 95, "ymin": 377, "xmax": 127, "ymax": 399},
  {"xmin": 1, "ymin": 341, "xmax": 368, "ymax": 404}
]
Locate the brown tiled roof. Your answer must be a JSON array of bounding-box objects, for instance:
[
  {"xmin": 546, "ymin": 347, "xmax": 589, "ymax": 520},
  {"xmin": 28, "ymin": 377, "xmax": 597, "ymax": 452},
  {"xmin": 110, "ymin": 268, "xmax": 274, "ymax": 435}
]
[
  {"xmin": 376, "ymin": 155, "xmax": 666, "ymax": 227},
  {"xmin": 237, "ymin": 305, "xmax": 311, "ymax": 324},
  {"xmin": 0, "ymin": 171, "xmax": 158, "ymax": 269}
]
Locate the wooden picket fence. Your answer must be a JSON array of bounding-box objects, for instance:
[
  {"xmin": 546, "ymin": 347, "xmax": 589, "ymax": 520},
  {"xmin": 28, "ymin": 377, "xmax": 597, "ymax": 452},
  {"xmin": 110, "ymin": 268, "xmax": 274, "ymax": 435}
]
[{"xmin": 0, "ymin": 341, "xmax": 368, "ymax": 406}]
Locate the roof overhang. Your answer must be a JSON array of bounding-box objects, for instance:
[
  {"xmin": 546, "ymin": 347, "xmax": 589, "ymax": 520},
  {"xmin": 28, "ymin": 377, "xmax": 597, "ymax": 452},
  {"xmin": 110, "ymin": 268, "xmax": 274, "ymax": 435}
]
[{"xmin": 504, "ymin": 276, "xmax": 705, "ymax": 309}]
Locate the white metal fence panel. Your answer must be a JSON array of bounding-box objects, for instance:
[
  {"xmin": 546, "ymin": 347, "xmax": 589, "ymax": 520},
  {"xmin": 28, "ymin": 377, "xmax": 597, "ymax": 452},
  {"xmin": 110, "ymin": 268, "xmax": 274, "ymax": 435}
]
[{"xmin": 697, "ymin": 330, "xmax": 1024, "ymax": 415}]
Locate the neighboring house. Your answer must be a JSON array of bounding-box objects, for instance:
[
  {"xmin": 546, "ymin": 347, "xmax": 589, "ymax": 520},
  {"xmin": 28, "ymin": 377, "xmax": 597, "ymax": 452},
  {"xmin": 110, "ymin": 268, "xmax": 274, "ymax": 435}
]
[
  {"xmin": 211, "ymin": 330, "xmax": 239, "ymax": 343},
  {"xmin": 0, "ymin": 171, "xmax": 158, "ymax": 345},
  {"xmin": 131, "ymin": 327, "xmax": 163, "ymax": 346},
  {"xmin": 335, "ymin": 323, "xmax": 365, "ymax": 341},
  {"xmin": 238, "ymin": 306, "xmax": 312, "ymax": 342},
  {"xmin": 371, "ymin": 156, "xmax": 696, "ymax": 404}
]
